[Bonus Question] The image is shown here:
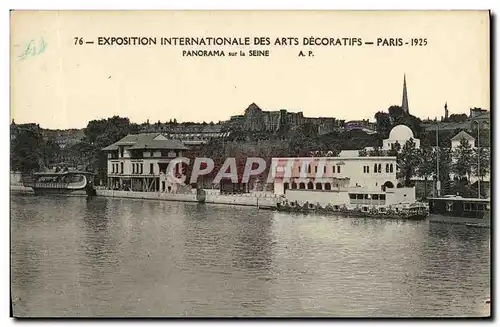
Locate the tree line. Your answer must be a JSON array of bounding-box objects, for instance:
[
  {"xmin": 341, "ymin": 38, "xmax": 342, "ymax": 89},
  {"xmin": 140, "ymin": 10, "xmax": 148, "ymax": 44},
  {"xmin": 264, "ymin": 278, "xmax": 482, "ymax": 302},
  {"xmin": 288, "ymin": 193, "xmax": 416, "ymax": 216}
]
[{"xmin": 358, "ymin": 138, "xmax": 490, "ymax": 197}]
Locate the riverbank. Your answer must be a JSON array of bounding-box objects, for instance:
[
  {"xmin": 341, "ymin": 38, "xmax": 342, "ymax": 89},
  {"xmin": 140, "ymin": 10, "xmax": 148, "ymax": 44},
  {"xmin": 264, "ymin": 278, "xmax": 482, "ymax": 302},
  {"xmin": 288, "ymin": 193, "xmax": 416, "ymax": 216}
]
[
  {"xmin": 96, "ymin": 189, "xmax": 278, "ymax": 208},
  {"xmin": 10, "ymin": 185, "xmax": 279, "ymax": 208}
]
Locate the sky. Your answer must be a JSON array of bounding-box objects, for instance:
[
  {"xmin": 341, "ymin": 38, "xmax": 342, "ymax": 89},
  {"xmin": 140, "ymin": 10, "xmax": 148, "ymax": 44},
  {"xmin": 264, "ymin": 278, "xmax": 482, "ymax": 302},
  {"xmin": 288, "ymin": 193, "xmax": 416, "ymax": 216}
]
[{"xmin": 10, "ymin": 10, "xmax": 490, "ymax": 129}]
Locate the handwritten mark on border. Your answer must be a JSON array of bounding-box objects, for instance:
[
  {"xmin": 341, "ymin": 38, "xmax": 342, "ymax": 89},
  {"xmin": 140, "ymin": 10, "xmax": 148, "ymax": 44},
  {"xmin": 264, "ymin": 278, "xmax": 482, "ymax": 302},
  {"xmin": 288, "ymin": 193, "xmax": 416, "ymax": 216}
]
[{"xmin": 15, "ymin": 37, "xmax": 47, "ymax": 60}]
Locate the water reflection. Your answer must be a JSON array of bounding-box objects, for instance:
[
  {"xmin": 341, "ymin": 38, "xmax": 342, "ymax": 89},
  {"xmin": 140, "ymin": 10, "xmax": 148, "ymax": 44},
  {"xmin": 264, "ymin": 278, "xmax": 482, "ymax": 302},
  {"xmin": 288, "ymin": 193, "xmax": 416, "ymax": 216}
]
[{"xmin": 11, "ymin": 196, "xmax": 491, "ymax": 317}]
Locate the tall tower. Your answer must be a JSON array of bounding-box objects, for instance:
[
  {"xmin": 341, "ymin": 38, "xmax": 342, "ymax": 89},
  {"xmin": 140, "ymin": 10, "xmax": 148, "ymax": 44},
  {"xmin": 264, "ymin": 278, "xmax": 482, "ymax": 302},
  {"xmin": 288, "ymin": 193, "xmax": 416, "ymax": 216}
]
[
  {"xmin": 402, "ymin": 74, "xmax": 409, "ymax": 114},
  {"xmin": 444, "ymin": 102, "xmax": 449, "ymax": 121}
]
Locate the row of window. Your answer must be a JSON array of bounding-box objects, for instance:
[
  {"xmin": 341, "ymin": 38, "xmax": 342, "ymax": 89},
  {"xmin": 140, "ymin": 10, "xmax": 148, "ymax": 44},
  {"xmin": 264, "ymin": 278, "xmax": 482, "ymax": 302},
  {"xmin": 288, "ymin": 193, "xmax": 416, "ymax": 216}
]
[
  {"xmin": 117, "ymin": 150, "xmax": 181, "ymax": 159},
  {"xmin": 463, "ymin": 202, "xmax": 488, "ymax": 212},
  {"xmin": 363, "ymin": 164, "xmax": 394, "ymax": 174},
  {"xmin": 298, "ymin": 165, "xmax": 341, "ymax": 174},
  {"xmin": 132, "ymin": 163, "xmax": 144, "ymax": 174},
  {"xmin": 283, "ymin": 181, "xmax": 342, "ymax": 191},
  {"xmin": 349, "ymin": 193, "xmax": 387, "ymax": 200},
  {"xmin": 111, "ymin": 163, "xmax": 124, "ymax": 174}
]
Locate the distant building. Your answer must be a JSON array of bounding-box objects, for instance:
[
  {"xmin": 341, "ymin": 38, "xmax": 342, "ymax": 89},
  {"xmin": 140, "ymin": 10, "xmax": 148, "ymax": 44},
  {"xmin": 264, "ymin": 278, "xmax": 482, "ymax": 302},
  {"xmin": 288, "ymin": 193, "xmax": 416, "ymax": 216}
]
[
  {"xmin": 402, "ymin": 74, "xmax": 410, "ymax": 114},
  {"xmin": 139, "ymin": 123, "xmax": 229, "ymax": 145},
  {"xmin": 227, "ymin": 103, "xmax": 344, "ymax": 134},
  {"xmin": 10, "ymin": 122, "xmax": 41, "ymax": 141},
  {"xmin": 41, "ymin": 129, "xmax": 85, "ymax": 149},
  {"xmin": 470, "ymin": 107, "xmax": 488, "ymax": 118},
  {"xmin": 102, "ymin": 133, "xmax": 188, "ymax": 192},
  {"xmin": 344, "ymin": 119, "xmax": 377, "ymax": 134},
  {"xmin": 449, "ymin": 130, "xmax": 490, "ymax": 184},
  {"xmin": 382, "ymin": 124, "xmax": 420, "ymax": 151},
  {"xmin": 421, "ymin": 105, "xmax": 490, "ymax": 133}
]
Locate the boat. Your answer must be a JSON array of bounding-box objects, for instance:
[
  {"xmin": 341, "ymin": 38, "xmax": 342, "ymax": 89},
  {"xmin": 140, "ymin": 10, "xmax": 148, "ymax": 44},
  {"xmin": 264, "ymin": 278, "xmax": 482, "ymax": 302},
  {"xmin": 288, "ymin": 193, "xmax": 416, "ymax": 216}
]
[
  {"xmin": 26, "ymin": 171, "xmax": 97, "ymax": 196},
  {"xmin": 275, "ymin": 187, "xmax": 429, "ymax": 221},
  {"xmin": 427, "ymin": 195, "xmax": 490, "ymax": 227}
]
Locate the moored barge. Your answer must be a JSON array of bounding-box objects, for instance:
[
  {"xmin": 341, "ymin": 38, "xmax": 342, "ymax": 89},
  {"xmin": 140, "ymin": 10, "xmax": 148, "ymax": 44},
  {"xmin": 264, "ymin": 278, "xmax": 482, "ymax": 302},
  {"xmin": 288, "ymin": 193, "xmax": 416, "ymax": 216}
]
[
  {"xmin": 275, "ymin": 187, "xmax": 429, "ymax": 221},
  {"xmin": 428, "ymin": 196, "xmax": 490, "ymax": 228}
]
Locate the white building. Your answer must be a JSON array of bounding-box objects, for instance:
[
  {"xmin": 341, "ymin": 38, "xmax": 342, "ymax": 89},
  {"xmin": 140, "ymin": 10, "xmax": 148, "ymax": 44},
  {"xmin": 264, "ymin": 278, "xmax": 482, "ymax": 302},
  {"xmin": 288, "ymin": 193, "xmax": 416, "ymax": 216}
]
[
  {"xmin": 102, "ymin": 133, "xmax": 189, "ymax": 192},
  {"xmin": 451, "ymin": 131, "xmax": 475, "ymax": 151},
  {"xmin": 271, "ymin": 156, "xmax": 398, "ymax": 196},
  {"xmin": 449, "ymin": 130, "xmax": 490, "ymax": 184},
  {"xmin": 382, "ymin": 124, "xmax": 420, "ymax": 151}
]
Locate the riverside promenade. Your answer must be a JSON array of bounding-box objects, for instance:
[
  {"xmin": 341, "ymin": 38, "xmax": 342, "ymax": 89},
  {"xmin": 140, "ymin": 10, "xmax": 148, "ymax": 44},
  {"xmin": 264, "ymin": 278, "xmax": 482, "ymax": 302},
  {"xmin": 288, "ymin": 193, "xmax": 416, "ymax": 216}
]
[
  {"xmin": 95, "ymin": 188, "xmax": 279, "ymax": 208},
  {"xmin": 10, "ymin": 185, "xmax": 279, "ymax": 208}
]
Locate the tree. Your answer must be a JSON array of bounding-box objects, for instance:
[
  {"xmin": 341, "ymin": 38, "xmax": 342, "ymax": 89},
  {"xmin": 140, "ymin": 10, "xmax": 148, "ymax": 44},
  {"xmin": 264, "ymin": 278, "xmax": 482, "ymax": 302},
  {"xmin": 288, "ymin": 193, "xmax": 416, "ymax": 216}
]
[
  {"xmin": 358, "ymin": 148, "xmax": 368, "ymax": 157},
  {"xmin": 448, "ymin": 113, "xmax": 468, "ymax": 123},
  {"xmin": 397, "ymin": 138, "xmax": 421, "ymax": 186},
  {"xmin": 388, "ymin": 105, "xmax": 405, "ymax": 121},
  {"xmin": 452, "ymin": 138, "xmax": 474, "ymax": 182},
  {"xmin": 374, "ymin": 111, "xmax": 392, "ymax": 138},
  {"xmin": 42, "ymin": 139, "xmax": 61, "ymax": 168},
  {"xmin": 368, "ymin": 145, "xmax": 383, "ymax": 157},
  {"xmin": 417, "ymin": 146, "xmax": 436, "ymax": 197},
  {"xmin": 81, "ymin": 116, "xmax": 139, "ymax": 182},
  {"xmin": 472, "ymin": 147, "xmax": 490, "ymax": 181},
  {"xmin": 387, "ymin": 141, "xmax": 401, "ymax": 157},
  {"xmin": 10, "ymin": 129, "xmax": 45, "ymax": 173}
]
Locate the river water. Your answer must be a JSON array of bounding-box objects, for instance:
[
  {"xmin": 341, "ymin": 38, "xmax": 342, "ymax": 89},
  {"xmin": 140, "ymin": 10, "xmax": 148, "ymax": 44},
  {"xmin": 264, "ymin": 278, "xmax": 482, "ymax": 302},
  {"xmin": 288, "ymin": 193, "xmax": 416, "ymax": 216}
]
[{"xmin": 10, "ymin": 195, "xmax": 491, "ymax": 317}]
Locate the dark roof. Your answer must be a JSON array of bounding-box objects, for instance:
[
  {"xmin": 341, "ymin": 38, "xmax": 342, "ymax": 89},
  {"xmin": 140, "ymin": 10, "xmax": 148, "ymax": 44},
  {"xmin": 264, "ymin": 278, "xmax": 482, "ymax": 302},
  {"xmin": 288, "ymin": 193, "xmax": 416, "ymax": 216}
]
[
  {"xmin": 102, "ymin": 133, "xmax": 188, "ymax": 151},
  {"xmin": 34, "ymin": 171, "xmax": 95, "ymax": 176}
]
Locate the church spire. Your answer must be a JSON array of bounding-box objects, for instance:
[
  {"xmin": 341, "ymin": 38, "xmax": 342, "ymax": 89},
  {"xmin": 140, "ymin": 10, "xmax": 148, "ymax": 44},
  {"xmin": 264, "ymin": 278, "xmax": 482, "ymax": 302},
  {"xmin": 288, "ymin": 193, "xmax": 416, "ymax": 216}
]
[{"xmin": 402, "ymin": 74, "xmax": 409, "ymax": 114}]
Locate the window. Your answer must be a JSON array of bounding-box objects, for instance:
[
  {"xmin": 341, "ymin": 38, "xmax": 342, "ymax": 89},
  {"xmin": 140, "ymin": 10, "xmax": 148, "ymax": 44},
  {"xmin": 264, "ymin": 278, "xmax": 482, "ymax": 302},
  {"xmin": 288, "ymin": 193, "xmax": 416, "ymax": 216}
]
[
  {"xmin": 323, "ymin": 166, "xmax": 326, "ymax": 174},
  {"xmin": 120, "ymin": 162, "xmax": 124, "ymax": 174},
  {"xmin": 316, "ymin": 183, "xmax": 322, "ymax": 190},
  {"xmin": 380, "ymin": 194, "xmax": 386, "ymax": 200},
  {"xmin": 446, "ymin": 202, "xmax": 453, "ymax": 212},
  {"xmin": 374, "ymin": 163, "xmax": 377, "ymax": 173},
  {"xmin": 307, "ymin": 182, "xmax": 314, "ymax": 190},
  {"xmin": 332, "ymin": 166, "xmax": 335, "ymax": 173},
  {"xmin": 366, "ymin": 166, "xmax": 369, "ymax": 173},
  {"xmin": 314, "ymin": 166, "xmax": 317, "ymax": 173},
  {"xmin": 372, "ymin": 194, "xmax": 379, "ymax": 200},
  {"xmin": 325, "ymin": 183, "xmax": 331, "ymax": 190},
  {"xmin": 363, "ymin": 166, "xmax": 366, "ymax": 173},
  {"xmin": 386, "ymin": 164, "xmax": 389, "ymax": 173},
  {"xmin": 349, "ymin": 194, "xmax": 356, "ymax": 200},
  {"xmin": 390, "ymin": 164, "xmax": 394, "ymax": 173},
  {"xmin": 378, "ymin": 164, "xmax": 382, "ymax": 173},
  {"xmin": 299, "ymin": 166, "xmax": 301, "ymax": 173},
  {"xmin": 291, "ymin": 182, "xmax": 297, "ymax": 189},
  {"xmin": 307, "ymin": 165, "xmax": 311, "ymax": 174},
  {"xmin": 284, "ymin": 182, "xmax": 289, "ymax": 190},
  {"xmin": 357, "ymin": 194, "xmax": 364, "ymax": 200},
  {"xmin": 112, "ymin": 164, "xmax": 115, "ymax": 173},
  {"xmin": 132, "ymin": 163, "xmax": 135, "ymax": 174},
  {"xmin": 337, "ymin": 166, "xmax": 341, "ymax": 173},
  {"xmin": 150, "ymin": 163, "xmax": 154, "ymax": 174},
  {"xmin": 140, "ymin": 164, "xmax": 143, "ymax": 174},
  {"xmin": 299, "ymin": 183, "xmax": 305, "ymax": 189}
]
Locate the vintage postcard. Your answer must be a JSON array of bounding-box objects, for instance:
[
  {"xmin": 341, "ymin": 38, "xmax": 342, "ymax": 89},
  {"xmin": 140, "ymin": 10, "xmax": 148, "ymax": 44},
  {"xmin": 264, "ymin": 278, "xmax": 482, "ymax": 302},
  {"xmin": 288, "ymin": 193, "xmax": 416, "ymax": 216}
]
[{"xmin": 10, "ymin": 10, "xmax": 491, "ymax": 318}]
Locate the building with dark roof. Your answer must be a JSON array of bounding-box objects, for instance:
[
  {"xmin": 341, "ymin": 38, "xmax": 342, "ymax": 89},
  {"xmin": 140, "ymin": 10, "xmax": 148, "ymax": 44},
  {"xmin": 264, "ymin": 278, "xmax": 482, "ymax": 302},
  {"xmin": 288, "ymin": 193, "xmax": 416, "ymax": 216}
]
[
  {"xmin": 102, "ymin": 133, "xmax": 189, "ymax": 192},
  {"xmin": 139, "ymin": 123, "xmax": 229, "ymax": 145}
]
